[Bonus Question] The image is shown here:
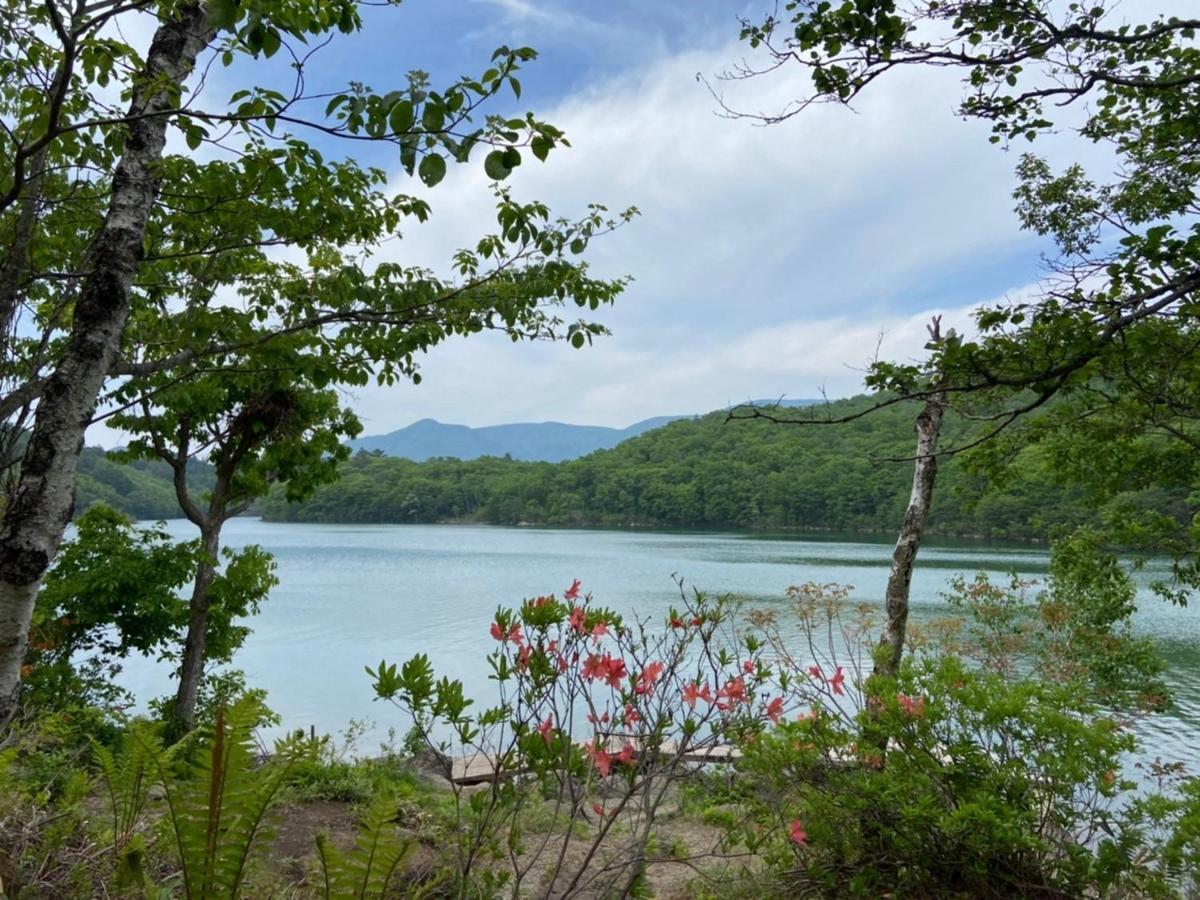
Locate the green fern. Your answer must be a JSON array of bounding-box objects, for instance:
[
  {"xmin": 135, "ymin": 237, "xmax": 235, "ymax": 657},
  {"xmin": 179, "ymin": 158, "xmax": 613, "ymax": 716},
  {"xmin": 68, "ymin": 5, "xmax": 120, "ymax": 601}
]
[
  {"xmin": 92, "ymin": 720, "xmax": 162, "ymax": 849},
  {"xmin": 92, "ymin": 720, "xmax": 169, "ymax": 895},
  {"xmin": 315, "ymin": 788, "xmax": 415, "ymax": 899},
  {"xmin": 152, "ymin": 697, "xmax": 300, "ymax": 899}
]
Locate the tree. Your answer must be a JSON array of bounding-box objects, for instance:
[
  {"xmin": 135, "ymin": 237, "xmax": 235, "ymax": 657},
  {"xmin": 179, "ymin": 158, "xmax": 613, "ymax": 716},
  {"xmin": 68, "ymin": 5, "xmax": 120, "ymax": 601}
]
[
  {"xmin": 112, "ymin": 341, "xmax": 357, "ymax": 733},
  {"xmin": 723, "ymin": 1, "xmax": 1200, "ymax": 594},
  {"xmin": 875, "ymin": 319, "xmax": 947, "ymax": 679},
  {"xmin": 0, "ymin": 0, "xmax": 632, "ymax": 724}
]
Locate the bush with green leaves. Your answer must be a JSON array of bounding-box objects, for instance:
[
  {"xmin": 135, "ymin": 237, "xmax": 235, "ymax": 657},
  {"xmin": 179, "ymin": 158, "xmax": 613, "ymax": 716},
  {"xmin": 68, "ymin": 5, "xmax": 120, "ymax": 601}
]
[
  {"xmin": 27, "ymin": 504, "xmax": 277, "ymax": 733},
  {"xmin": 368, "ymin": 579, "xmax": 781, "ymax": 897},
  {"xmin": 716, "ymin": 570, "xmax": 1199, "ymax": 898},
  {"xmin": 27, "ymin": 505, "xmax": 200, "ymax": 717}
]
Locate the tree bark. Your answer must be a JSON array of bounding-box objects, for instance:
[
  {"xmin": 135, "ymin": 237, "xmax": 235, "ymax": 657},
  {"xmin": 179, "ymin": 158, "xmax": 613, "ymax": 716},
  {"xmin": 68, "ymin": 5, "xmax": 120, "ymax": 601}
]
[
  {"xmin": 0, "ymin": 3, "xmax": 214, "ymax": 727},
  {"xmin": 0, "ymin": 143, "xmax": 50, "ymax": 346},
  {"xmin": 874, "ymin": 317, "xmax": 951, "ymax": 680},
  {"xmin": 172, "ymin": 523, "xmax": 219, "ymax": 735},
  {"xmin": 873, "ymin": 390, "xmax": 947, "ymax": 678}
]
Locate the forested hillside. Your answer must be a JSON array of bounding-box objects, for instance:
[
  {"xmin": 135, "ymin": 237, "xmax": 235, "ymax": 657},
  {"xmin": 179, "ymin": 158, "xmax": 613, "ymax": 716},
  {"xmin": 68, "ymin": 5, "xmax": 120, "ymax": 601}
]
[
  {"xmin": 75, "ymin": 448, "xmax": 214, "ymax": 521},
  {"xmin": 255, "ymin": 396, "xmax": 1134, "ymax": 539}
]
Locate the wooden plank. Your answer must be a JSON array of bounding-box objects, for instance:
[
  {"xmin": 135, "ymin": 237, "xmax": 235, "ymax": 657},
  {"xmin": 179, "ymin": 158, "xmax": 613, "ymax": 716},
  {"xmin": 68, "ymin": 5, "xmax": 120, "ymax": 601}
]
[{"xmin": 447, "ymin": 738, "xmax": 742, "ymax": 785}]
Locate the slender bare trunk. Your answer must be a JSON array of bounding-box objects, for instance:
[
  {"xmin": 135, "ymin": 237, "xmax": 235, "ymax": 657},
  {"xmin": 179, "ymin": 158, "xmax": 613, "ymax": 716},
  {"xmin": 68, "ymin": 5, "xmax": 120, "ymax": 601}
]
[
  {"xmin": 874, "ymin": 387, "xmax": 947, "ymax": 679},
  {"xmin": 172, "ymin": 523, "xmax": 220, "ymax": 735},
  {"xmin": 0, "ymin": 144, "xmax": 50, "ymax": 345},
  {"xmin": 0, "ymin": 4, "xmax": 213, "ymax": 727}
]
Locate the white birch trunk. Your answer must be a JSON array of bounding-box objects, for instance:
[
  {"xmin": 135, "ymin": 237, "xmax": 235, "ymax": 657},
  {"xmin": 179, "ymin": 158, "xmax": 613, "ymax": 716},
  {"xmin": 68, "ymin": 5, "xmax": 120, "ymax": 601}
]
[
  {"xmin": 0, "ymin": 4, "xmax": 214, "ymax": 726},
  {"xmin": 874, "ymin": 388, "xmax": 947, "ymax": 679}
]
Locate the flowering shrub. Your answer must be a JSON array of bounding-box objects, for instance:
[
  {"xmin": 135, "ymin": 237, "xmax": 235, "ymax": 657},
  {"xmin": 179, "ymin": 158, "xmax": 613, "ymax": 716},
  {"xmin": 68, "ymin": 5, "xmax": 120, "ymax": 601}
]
[
  {"xmin": 368, "ymin": 562, "xmax": 1200, "ymax": 897},
  {"xmin": 722, "ymin": 579, "xmax": 1199, "ymax": 898},
  {"xmin": 368, "ymin": 580, "xmax": 785, "ymax": 896}
]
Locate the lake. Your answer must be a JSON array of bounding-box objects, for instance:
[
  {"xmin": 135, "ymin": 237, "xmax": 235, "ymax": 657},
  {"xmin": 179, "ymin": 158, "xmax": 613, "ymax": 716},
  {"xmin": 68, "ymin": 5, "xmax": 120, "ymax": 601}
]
[{"xmin": 116, "ymin": 519, "xmax": 1200, "ymax": 767}]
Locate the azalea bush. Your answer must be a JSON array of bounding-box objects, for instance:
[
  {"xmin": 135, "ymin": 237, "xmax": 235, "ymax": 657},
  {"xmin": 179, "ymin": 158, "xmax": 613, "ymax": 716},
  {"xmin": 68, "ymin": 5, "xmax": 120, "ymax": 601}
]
[
  {"xmin": 368, "ymin": 579, "xmax": 788, "ymax": 897},
  {"xmin": 718, "ymin": 575, "xmax": 1200, "ymax": 898}
]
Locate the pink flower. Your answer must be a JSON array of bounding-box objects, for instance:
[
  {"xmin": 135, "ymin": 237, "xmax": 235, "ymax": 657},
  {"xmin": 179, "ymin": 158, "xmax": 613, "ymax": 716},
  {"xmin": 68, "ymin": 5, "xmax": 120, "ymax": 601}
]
[
  {"xmin": 682, "ymin": 681, "xmax": 713, "ymax": 708},
  {"xmin": 604, "ymin": 657, "xmax": 628, "ymax": 689},
  {"xmin": 622, "ymin": 704, "xmax": 641, "ymax": 725},
  {"xmin": 635, "ymin": 661, "xmax": 665, "ymax": 695},
  {"xmin": 490, "ymin": 621, "xmax": 522, "ymax": 645},
  {"xmin": 591, "ymin": 802, "xmax": 615, "ymax": 818},
  {"xmin": 743, "ymin": 659, "xmax": 755, "ymax": 675},
  {"xmin": 516, "ymin": 644, "xmax": 532, "ymax": 670},
  {"xmin": 829, "ymin": 666, "xmax": 846, "ymax": 696},
  {"xmin": 766, "ymin": 696, "xmax": 784, "ymax": 724},
  {"xmin": 568, "ymin": 606, "xmax": 586, "ymax": 634},
  {"xmin": 789, "ymin": 819, "xmax": 808, "ymax": 846},
  {"xmin": 564, "ymin": 578, "xmax": 582, "ymax": 601},
  {"xmin": 669, "ymin": 615, "xmax": 685, "ymax": 629},
  {"xmin": 582, "ymin": 653, "xmax": 628, "ymax": 689},
  {"xmin": 897, "ymin": 693, "xmax": 925, "ymax": 718},
  {"xmin": 808, "ymin": 664, "xmax": 823, "ymax": 679},
  {"xmin": 537, "ymin": 715, "xmax": 554, "ymax": 744},
  {"xmin": 591, "ymin": 620, "xmax": 609, "ymax": 643},
  {"xmin": 716, "ymin": 676, "xmax": 747, "ymax": 711},
  {"xmin": 615, "ymin": 743, "xmax": 636, "ymax": 766},
  {"xmin": 582, "ymin": 654, "xmax": 607, "ymax": 681},
  {"xmin": 586, "ymin": 711, "xmax": 610, "ymax": 725},
  {"xmin": 586, "ymin": 741, "xmax": 613, "ymax": 777}
]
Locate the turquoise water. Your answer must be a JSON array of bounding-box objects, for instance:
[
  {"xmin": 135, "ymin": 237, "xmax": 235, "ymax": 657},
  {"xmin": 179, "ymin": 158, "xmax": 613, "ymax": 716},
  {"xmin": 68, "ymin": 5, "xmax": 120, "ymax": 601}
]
[{"xmin": 114, "ymin": 519, "xmax": 1200, "ymax": 766}]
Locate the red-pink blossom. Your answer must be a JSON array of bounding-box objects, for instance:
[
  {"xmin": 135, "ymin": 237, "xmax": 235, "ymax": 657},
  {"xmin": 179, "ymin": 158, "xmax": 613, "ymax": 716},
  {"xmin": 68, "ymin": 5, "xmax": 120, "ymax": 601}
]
[
  {"xmin": 634, "ymin": 661, "xmax": 665, "ymax": 695},
  {"xmin": 564, "ymin": 578, "xmax": 582, "ymax": 601},
  {"xmin": 766, "ymin": 696, "xmax": 784, "ymax": 724},
  {"xmin": 829, "ymin": 666, "xmax": 846, "ymax": 696},
  {"xmin": 897, "ymin": 693, "xmax": 925, "ymax": 718},
  {"xmin": 789, "ymin": 819, "xmax": 808, "ymax": 846},
  {"xmin": 585, "ymin": 741, "xmax": 612, "ymax": 777},
  {"xmin": 490, "ymin": 621, "xmax": 522, "ymax": 645},
  {"xmin": 682, "ymin": 681, "xmax": 713, "ymax": 708}
]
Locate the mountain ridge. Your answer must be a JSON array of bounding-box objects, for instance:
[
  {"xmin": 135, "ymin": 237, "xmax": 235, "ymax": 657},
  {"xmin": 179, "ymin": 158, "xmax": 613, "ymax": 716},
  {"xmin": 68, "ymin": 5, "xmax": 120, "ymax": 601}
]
[
  {"xmin": 347, "ymin": 414, "xmax": 688, "ymax": 462},
  {"xmin": 349, "ymin": 399, "xmax": 821, "ymax": 463}
]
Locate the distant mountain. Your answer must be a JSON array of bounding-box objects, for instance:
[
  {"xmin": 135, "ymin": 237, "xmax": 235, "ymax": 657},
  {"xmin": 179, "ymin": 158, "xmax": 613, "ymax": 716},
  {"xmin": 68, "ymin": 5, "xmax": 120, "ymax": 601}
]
[{"xmin": 347, "ymin": 415, "xmax": 689, "ymax": 463}]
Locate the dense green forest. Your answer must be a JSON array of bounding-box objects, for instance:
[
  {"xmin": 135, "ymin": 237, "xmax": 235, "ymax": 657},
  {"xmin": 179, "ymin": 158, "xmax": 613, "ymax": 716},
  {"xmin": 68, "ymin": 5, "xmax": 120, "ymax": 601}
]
[
  {"xmin": 76, "ymin": 448, "xmax": 214, "ymax": 521},
  {"xmin": 248, "ymin": 395, "xmax": 1142, "ymax": 540}
]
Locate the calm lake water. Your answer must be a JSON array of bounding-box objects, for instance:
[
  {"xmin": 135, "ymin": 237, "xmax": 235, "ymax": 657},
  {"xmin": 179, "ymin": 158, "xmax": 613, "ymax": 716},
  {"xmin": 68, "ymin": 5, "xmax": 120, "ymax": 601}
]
[{"xmin": 116, "ymin": 519, "xmax": 1200, "ymax": 768}]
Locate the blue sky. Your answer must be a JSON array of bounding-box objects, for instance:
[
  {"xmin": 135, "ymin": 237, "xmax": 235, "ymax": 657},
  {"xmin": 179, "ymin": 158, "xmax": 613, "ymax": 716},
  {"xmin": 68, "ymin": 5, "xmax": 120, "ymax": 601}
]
[{"xmin": 109, "ymin": 0, "xmax": 1083, "ymax": 442}]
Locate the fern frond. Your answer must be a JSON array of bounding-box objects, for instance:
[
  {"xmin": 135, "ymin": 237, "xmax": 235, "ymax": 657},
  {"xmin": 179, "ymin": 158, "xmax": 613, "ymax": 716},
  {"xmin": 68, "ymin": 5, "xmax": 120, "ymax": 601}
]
[
  {"xmin": 316, "ymin": 788, "xmax": 413, "ymax": 899},
  {"xmin": 154, "ymin": 696, "xmax": 298, "ymax": 899}
]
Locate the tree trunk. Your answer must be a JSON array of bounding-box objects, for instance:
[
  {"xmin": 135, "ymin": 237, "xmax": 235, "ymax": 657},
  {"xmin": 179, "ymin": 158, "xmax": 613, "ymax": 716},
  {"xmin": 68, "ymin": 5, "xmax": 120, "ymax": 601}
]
[
  {"xmin": 171, "ymin": 523, "xmax": 220, "ymax": 736},
  {"xmin": 0, "ymin": 4, "xmax": 214, "ymax": 727},
  {"xmin": 0, "ymin": 144, "xmax": 49, "ymax": 345},
  {"xmin": 874, "ymin": 387, "xmax": 947, "ymax": 679}
]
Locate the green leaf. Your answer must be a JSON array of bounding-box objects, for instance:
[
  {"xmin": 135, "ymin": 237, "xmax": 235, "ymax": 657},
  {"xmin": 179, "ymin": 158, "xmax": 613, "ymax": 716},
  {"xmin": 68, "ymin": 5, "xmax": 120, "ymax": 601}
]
[
  {"xmin": 388, "ymin": 100, "xmax": 415, "ymax": 135},
  {"xmin": 484, "ymin": 149, "xmax": 514, "ymax": 180},
  {"xmin": 418, "ymin": 154, "xmax": 446, "ymax": 187}
]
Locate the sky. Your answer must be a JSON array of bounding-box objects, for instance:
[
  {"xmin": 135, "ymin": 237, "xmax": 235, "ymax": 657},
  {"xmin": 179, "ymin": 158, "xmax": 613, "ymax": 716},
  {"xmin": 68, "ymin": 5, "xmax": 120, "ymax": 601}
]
[{"xmin": 104, "ymin": 0, "xmax": 1100, "ymax": 441}]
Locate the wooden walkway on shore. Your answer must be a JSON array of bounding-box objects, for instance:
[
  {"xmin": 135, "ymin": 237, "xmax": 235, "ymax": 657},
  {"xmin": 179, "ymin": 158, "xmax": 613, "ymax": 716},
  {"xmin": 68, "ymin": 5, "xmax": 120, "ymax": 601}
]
[{"xmin": 449, "ymin": 738, "xmax": 743, "ymax": 786}]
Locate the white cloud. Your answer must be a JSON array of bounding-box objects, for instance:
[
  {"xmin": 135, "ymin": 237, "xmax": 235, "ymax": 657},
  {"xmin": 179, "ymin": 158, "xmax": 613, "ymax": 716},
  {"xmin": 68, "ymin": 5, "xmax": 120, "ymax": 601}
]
[
  {"xmin": 324, "ymin": 39, "xmax": 1053, "ymax": 434},
  {"xmin": 89, "ymin": 34, "xmax": 1062, "ymax": 447},
  {"xmin": 339, "ymin": 289, "xmax": 1036, "ymax": 433}
]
